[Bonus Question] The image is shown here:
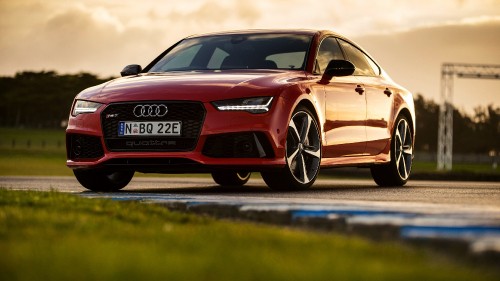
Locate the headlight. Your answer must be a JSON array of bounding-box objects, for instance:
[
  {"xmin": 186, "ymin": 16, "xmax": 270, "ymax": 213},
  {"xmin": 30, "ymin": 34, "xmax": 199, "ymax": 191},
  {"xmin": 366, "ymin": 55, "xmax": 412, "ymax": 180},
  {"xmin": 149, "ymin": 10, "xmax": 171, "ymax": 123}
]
[
  {"xmin": 212, "ymin": 97, "xmax": 273, "ymax": 114},
  {"xmin": 72, "ymin": 100, "xmax": 103, "ymax": 116}
]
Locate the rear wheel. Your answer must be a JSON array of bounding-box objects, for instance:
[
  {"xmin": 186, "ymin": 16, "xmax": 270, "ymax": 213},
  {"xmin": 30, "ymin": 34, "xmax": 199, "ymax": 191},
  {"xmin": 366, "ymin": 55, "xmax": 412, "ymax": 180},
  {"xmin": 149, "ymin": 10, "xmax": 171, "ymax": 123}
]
[
  {"xmin": 371, "ymin": 115, "xmax": 413, "ymax": 186},
  {"xmin": 261, "ymin": 106, "xmax": 321, "ymax": 190},
  {"xmin": 73, "ymin": 169, "xmax": 134, "ymax": 191},
  {"xmin": 212, "ymin": 171, "xmax": 251, "ymax": 187}
]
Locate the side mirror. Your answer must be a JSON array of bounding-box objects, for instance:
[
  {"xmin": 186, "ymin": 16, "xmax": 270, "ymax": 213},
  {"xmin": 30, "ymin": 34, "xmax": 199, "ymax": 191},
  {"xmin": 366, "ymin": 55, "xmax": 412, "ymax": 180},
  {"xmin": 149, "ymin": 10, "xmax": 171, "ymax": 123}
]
[
  {"xmin": 321, "ymin": 60, "xmax": 355, "ymax": 81},
  {"xmin": 120, "ymin": 64, "xmax": 142, "ymax": 77}
]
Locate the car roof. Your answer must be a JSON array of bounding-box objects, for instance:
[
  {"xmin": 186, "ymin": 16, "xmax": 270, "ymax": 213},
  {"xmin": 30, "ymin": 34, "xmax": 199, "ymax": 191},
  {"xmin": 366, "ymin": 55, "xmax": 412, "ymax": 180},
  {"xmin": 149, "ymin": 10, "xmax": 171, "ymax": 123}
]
[
  {"xmin": 186, "ymin": 29, "xmax": 333, "ymax": 39},
  {"xmin": 185, "ymin": 29, "xmax": 354, "ymax": 46}
]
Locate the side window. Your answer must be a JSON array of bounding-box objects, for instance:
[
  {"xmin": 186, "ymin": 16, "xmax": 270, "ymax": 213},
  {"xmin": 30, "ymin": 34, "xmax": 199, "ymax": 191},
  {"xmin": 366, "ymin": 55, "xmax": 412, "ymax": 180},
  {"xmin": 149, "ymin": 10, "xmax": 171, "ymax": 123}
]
[
  {"xmin": 338, "ymin": 40, "xmax": 377, "ymax": 76},
  {"xmin": 315, "ymin": 37, "xmax": 344, "ymax": 74},
  {"xmin": 365, "ymin": 55, "xmax": 380, "ymax": 75}
]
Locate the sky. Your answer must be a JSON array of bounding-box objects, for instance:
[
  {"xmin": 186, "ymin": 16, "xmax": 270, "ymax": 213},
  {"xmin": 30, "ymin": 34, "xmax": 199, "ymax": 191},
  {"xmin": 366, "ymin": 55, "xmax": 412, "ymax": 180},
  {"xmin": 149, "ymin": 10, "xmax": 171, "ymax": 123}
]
[{"xmin": 1, "ymin": 0, "xmax": 499, "ymax": 113}]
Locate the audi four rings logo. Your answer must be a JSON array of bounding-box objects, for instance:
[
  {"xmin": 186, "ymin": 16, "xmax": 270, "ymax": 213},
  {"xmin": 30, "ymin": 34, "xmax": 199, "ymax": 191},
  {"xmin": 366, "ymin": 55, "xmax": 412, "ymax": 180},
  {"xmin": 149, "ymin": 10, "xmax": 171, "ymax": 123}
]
[{"xmin": 133, "ymin": 104, "xmax": 168, "ymax": 117}]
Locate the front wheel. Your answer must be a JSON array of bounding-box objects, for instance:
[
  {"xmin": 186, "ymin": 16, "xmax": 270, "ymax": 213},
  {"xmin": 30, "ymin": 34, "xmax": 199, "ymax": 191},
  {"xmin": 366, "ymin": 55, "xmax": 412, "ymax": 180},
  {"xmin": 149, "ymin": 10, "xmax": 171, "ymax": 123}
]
[
  {"xmin": 370, "ymin": 115, "xmax": 413, "ymax": 186},
  {"xmin": 73, "ymin": 169, "xmax": 134, "ymax": 191},
  {"xmin": 212, "ymin": 171, "xmax": 251, "ymax": 187},
  {"xmin": 261, "ymin": 106, "xmax": 321, "ymax": 190}
]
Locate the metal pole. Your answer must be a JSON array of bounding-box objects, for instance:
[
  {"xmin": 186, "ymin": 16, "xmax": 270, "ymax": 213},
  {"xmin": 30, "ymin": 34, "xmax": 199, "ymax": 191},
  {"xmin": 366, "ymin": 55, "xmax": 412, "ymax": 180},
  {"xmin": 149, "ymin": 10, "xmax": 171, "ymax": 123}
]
[
  {"xmin": 436, "ymin": 63, "xmax": 500, "ymax": 171},
  {"xmin": 438, "ymin": 64, "xmax": 453, "ymax": 171}
]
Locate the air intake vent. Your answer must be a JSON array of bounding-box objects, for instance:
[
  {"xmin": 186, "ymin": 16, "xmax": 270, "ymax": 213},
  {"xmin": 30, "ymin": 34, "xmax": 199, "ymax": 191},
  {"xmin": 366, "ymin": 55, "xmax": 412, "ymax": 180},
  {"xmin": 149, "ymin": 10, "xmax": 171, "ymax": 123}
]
[{"xmin": 67, "ymin": 134, "xmax": 104, "ymax": 160}]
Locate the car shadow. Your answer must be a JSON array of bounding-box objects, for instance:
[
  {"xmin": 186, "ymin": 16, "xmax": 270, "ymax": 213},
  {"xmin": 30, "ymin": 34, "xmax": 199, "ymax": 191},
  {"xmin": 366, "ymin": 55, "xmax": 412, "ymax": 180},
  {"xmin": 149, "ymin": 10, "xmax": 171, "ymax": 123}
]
[
  {"xmin": 119, "ymin": 181, "xmax": 403, "ymax": 195},
  {"xmin": 76, "ymin": 173, "xmax": 413, "ymax": 195}
]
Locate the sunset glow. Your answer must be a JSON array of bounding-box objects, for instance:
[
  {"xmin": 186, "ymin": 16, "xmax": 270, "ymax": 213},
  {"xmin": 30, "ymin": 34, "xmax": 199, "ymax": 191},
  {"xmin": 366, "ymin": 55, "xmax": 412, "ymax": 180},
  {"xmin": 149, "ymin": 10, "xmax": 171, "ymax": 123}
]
[{"xmin": 1, "ymin": 0, "xmax": 499, "ymax": 112}]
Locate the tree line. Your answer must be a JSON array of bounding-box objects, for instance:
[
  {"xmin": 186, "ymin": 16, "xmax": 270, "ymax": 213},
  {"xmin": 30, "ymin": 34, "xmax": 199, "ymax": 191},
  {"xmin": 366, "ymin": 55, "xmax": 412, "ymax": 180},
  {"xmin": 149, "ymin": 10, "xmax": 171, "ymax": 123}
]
[
  {"xmin": 0, "ymin": 71, "xmax": 110, "ymax": 128},
  {"xmin": 414, "ymin": 95, "xmax": 499, "ymax": 154},
  {"xmin": 0, "ymin": 71, "xmax": 498, "ymax": 154}
]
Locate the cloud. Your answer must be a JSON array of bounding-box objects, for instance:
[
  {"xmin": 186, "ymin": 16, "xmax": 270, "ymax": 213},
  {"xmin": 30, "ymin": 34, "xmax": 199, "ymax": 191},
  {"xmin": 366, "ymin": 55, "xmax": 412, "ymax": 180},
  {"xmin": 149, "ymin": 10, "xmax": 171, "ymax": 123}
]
[
  {"xmin": 355, "ymin": 19, "xmax": 500, "ymax": 112},
  {"xmin": 0, "ymin": 0, "xmax": 266, "ymax": 76},
  {"xmin": 0, "ymin": 4, "xmax": 164, "ymax": 76},
  {"xmin": 24, "ymin": 6, "xmax": 125, "ymax": 72},
  {"xmin": 234, "ymin": 0, "xmax": 261, "ymax": 24},
  {"xmin": 316, "ymin": 0, "xmax": 500, "ymax": 36},
  {"xmin": 163, "ymin": 0, "xmax": 261, "ymax": 29},
  {"xmin": 0, "ymin": 0, "xmax": 500, "ymax": 99}
]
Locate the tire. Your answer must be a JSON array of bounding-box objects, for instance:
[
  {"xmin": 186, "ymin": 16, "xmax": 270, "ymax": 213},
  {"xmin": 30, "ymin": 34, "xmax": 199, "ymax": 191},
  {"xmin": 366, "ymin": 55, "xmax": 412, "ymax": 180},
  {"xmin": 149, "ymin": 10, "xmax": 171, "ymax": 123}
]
[
  {"xmin": 212, "ymin": 171, "xmax": 251, "ymax": 187},
  {"xmin": 371, "ymin": 115, "xmax": 413, "ymax": 187},
  {"xmin": 261, "ymin": 106, "xmax": 321, "ymax": 190},
  {"xmin": 73, "ymin": 169, "xmax": 134, "ymax": 192}
]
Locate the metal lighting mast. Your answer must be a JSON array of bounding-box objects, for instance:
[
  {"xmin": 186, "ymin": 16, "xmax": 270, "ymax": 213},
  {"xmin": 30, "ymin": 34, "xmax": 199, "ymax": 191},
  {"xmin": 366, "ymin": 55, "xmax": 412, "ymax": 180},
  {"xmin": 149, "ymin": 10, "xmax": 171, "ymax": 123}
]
[{"xmin": 437, "ymin": 63, "xmax": 500, "ymax": 171}]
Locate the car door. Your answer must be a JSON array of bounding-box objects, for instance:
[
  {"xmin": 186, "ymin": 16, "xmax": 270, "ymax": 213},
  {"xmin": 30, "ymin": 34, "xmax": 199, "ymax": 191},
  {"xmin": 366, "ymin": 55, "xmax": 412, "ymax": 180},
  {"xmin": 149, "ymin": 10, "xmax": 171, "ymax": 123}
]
[
  {"xmin": 317, "ymin": 37, "xmax": 367, "ymax": 159},
  {"xmin": 338, "ymin": 39, "xmax": 393, "ymax": 156}
]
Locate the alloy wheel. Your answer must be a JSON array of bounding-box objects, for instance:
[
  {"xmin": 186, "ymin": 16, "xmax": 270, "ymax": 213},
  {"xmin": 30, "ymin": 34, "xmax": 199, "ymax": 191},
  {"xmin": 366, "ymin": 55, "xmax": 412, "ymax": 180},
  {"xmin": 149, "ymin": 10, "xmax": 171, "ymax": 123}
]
[
  {"xmin": 286, "ymin": 110, "xmax": 321, "ymax": 184},
  {"xmin": 394, "ymin": 118, "xmax": 413, "ymax": 180}
]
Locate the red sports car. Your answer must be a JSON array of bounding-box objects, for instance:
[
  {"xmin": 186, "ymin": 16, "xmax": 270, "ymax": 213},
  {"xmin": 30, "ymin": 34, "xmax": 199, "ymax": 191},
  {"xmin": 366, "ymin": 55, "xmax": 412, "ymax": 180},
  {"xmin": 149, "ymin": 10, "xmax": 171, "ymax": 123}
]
[{"xmin": 66, "ymin": 29, "xmax": 415, "ymax": 191}]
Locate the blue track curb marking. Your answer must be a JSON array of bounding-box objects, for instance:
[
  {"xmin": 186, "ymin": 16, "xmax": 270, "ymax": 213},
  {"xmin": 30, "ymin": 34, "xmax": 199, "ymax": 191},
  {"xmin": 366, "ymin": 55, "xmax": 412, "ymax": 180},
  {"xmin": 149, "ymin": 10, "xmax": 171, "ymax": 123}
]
[
  {"xmin": 291, "ymin": 209, "xmax": 417, "ymax": 220},
  {"xmin": 401, "ymin": 225, "xmax": 500, "ymax": 239}
]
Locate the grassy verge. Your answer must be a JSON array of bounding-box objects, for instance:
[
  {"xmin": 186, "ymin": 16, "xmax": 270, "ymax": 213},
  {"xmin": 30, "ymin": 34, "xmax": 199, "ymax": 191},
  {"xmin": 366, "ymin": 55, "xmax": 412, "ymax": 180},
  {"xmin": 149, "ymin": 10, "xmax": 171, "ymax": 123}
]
[
  {"xmin": 0, "ymin": 147, "xmax": 72, "ymax": 176},
  {"xmin": 412, "ymin": 161, "xmax": 499, "ymax": 174},
  {"xmin": 1, "ymin": 189, "xmax": 497, "ymax": 281},
  {"xmin": 0, "ymin": 127, "xmax": 69, "ymax": 176}
]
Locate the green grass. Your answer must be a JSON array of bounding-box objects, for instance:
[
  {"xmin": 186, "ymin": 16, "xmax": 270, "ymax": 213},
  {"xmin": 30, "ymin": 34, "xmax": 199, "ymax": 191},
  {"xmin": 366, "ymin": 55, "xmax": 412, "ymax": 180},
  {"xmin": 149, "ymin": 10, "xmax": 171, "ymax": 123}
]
[
  {"xmin": 0, "ymin": 127, "xmax": 66, "ymax": 148},
  {"xmin": 0, "ymin": 189, "xmax": 497, "ymax": 281},
  {"xmin": 0, "ymin": 127, "xmax": 69, "ymax": 176},
  {"xmin": 0, "ymin": 147, "xmax": 71, "ymax": 176}
]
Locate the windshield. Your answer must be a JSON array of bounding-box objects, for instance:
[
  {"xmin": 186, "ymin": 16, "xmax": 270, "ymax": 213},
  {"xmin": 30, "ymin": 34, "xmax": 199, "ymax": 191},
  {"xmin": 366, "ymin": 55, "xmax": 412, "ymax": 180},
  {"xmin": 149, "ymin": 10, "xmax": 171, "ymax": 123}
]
[{"xmin": 148, "ymin": 33, "xmax": 312, "ymax": 72}]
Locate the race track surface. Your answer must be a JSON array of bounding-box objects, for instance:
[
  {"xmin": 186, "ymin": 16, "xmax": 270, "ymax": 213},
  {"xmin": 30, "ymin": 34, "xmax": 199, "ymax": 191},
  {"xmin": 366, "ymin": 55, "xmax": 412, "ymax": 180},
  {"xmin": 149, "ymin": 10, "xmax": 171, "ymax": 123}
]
[{"xmin": 1, "ymin": 176, "xmax": 498, "ymax": 208}]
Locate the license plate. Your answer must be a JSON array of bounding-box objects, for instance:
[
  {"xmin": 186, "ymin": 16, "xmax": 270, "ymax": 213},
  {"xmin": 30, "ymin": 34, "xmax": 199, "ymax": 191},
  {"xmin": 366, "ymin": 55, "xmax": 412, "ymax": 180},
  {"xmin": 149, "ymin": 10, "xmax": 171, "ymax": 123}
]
[{"xmin": 118, "ymin": 121, "xmax": 182, "ymax": 136}]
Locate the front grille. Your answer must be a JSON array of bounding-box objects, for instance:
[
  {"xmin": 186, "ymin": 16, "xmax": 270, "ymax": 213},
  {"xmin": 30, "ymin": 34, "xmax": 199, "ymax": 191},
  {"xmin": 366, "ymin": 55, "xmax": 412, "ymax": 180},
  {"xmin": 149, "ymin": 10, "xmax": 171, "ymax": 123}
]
[
  {"xmin": 101, "ymin": 102, "xmax": 205, "ymax": 152},
  {"xmin": 67, "ymin": 134, "xmax": 104, "ymax": 160}
]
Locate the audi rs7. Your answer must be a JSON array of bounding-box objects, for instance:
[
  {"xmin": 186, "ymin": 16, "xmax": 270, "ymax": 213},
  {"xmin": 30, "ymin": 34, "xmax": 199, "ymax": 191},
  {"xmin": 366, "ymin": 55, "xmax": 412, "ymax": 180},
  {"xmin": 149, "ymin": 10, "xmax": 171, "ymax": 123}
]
[{"xmin": 66, "ymin": 29, "xmax": 415, "ymax": 191}]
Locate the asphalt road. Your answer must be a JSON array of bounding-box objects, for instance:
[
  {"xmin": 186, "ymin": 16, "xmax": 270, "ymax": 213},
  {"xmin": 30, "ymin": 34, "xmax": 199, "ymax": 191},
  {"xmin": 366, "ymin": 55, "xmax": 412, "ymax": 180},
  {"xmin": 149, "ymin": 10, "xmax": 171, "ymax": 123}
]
[{"xmin": 1, "ymin": 175, "xmax": 498, "ymax": 208}]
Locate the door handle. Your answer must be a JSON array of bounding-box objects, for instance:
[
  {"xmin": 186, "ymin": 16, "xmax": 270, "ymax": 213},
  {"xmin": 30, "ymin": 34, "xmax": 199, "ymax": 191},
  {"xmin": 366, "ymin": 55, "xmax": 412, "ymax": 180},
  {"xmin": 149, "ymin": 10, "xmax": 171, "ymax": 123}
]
[
  {"xmin": 355, "ymin": 85, "xmax": 364, "ymax": 95},
  {"xmin": 384, "ymin": 88, "xmax": 393, "ymax": 97}
]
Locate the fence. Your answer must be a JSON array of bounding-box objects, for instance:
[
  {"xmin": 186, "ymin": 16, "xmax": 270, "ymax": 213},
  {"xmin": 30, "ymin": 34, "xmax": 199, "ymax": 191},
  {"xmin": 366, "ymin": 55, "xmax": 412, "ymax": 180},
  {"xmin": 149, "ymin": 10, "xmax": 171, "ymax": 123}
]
[
  {"xmin": 1, "ymin": 139, "xmax": 497, "ymax": 165},
  {"xmin": 415, "ymin": 151, "xmax": 498, "ymax": 165},
  {"xmin": 1, "ymin": 139, "xmax": 64, "ymax": 149}
]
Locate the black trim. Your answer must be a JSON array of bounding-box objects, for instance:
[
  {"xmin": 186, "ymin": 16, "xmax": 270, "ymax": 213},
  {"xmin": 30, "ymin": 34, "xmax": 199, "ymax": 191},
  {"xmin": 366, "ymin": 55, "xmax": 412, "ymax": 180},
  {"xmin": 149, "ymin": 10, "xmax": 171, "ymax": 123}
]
[
  {"xmin": 202, "ymin": 132, "xmax": 275, "ymax": 158},
  {"xmin": 67, "ymin": 134, "xmax": 104, "ymax": 160},
  {"xmin": 85, "ymin": 157, "xmax": 284, "ymax": 174}
]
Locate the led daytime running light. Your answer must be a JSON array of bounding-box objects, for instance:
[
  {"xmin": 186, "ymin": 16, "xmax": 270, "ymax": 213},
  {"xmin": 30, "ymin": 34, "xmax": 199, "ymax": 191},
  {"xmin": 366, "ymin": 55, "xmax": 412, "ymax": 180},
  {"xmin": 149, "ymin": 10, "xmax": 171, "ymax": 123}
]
[
  {"xmin": 74, "ymin": 107, "xmax": 99, "ymax": 114},
  {"xmin": 214, "ymin": 97, "xmax": 273, "ymax": 113},
  {"xmin": 217, "ymin": 104, "xmax": 270, "ymax": 112},
  {"xmin": 72, "ymin": 100, "xmax": 103, "ymax": 116}
]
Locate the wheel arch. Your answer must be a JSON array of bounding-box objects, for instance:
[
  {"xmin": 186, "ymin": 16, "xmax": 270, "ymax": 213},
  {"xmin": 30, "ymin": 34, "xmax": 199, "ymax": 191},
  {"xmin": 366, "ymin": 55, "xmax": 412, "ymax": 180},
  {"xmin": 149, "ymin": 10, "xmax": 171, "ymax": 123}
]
[
  {"xmin": 286, "ymin": 94, "xmax": 325, "ymax": 147},
  {"xmin": 296, "ymin": 99, "xmax": 320, "ymax": 123},
  {"xmin": 395, "ymin": 107, "xmax": 415, "ymax": 137},
  {"xmin": 394, "ymin": 106, "xmax": 416, "ymax": 153}
]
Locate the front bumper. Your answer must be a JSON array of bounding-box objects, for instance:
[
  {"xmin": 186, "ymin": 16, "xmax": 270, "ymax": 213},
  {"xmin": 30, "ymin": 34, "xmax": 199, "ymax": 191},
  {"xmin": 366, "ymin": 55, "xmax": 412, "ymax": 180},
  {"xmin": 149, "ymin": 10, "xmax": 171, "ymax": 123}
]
[{"xmin": 66, "ymin": 100, "xmax": 289, "ymax": 172}]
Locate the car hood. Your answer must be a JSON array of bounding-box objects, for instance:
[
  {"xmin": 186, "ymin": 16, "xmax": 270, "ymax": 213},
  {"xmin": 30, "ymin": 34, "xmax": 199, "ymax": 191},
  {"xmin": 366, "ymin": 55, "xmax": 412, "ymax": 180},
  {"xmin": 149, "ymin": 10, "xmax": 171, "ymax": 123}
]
[{"xmin": 77, "ymin": 70, "xmax": 307, "ymax": 103}]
